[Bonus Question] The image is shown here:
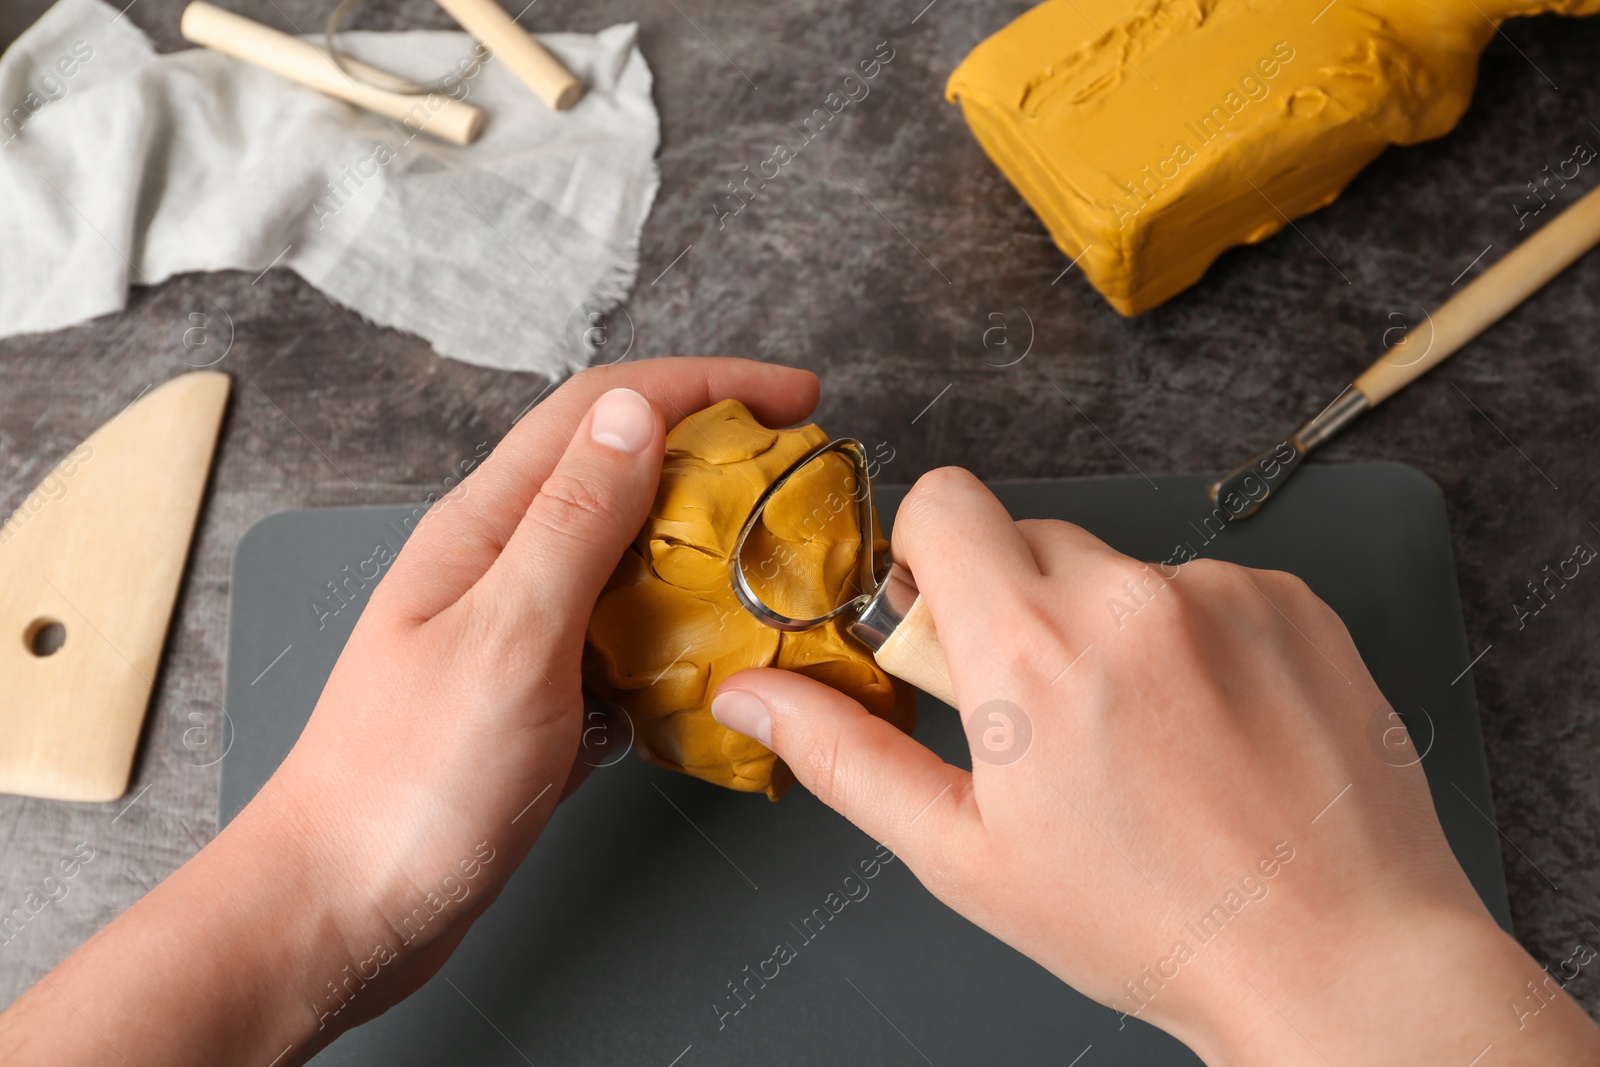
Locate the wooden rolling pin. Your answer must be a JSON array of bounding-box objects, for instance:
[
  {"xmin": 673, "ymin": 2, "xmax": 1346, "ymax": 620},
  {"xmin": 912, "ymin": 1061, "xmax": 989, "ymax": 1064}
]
[
  {"xmin": 180, "ymin": 1, "xmax": 484, "ymax": 145},
  {"xmin": 432, "ymin": 0, "xmax": 583, "ymax": 111}
]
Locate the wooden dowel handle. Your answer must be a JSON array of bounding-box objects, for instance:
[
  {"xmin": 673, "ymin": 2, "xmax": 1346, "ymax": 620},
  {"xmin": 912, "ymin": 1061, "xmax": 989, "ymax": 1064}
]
[
  {"xmin": 873, "ymin": 593, "xmax": 958, "ymax": 709},
  {"xmin": 1356, "ymin": 182, "xmax": 1600, "ymax": 405},
  {"xmin": 179, "ymin": 2, "xmax": 485, "ymax": 146},
  {"xmin": 432, "ymin": 0, "xmax": 583, "ymax": 111}
]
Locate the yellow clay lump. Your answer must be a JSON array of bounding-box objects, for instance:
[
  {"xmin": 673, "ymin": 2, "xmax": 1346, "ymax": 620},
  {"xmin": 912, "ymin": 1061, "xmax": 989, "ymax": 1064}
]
[
  {"xmin": 947, "ymin": 0, "xmax": 1600, "ymax": 315},
  {"xmin": 583, "ymin": 400, "xmax": 914, "ymax": 800}
]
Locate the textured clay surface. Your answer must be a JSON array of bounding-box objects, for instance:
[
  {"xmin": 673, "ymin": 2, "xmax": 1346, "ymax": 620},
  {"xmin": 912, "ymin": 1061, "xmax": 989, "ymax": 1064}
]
[
  {"xmin": 947, "ymin": 0, "xmax": 1600, "ymax": 313},
  {"xmin": 584, "ymin": 399, "xmax": 911, "ymax": 799}
]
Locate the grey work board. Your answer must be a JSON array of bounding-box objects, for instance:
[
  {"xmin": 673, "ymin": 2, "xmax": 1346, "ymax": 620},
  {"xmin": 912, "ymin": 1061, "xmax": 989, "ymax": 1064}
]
[{"xmin": 223, "ymin": 464, "xmax": 1509, "ymax": 1066}]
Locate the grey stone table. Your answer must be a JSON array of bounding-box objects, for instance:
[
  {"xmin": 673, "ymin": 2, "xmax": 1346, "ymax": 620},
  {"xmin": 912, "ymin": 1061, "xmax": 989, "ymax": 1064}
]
[{"xmin": 3, "ymin": 0, "xmax": 1598, "ymax": 1025}]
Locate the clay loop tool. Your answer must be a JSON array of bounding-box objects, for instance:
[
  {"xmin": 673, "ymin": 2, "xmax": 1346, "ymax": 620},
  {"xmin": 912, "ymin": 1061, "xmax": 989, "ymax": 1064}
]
[
  {"xmin": 1211, "ymin": 180, "xmax": 1600, "ymax": 520},
  {"xmin": 730, "ymin": 439, "xmax": 956, "ymax": 707}
]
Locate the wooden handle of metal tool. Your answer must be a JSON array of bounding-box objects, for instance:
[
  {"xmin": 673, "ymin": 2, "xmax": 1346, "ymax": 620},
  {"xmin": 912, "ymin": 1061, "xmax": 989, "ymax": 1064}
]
[
  {"xmin": 432, "ymin": 0, "xmax": 583, "ymax": 111},
  {"xmin": 1355, "ymin": 182, "xmax": 1600, "ymax": 405},
  {"xmin": 180, "ymin": 1, "xmax": 485, "ymax": 145},
  {"xmin": 874, "ymin": 594, "xmax": 957, "ymax": 708}
]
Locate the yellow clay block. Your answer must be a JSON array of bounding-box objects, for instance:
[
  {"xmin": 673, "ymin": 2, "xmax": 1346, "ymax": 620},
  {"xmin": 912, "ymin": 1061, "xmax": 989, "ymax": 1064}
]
[
  {"xmin": 583, "ymin": 400, "xmax": 914, "ymax": 800},
  {"xmin": 947, "ymin": 0, "xmax": 1600, "ymax": 315}
]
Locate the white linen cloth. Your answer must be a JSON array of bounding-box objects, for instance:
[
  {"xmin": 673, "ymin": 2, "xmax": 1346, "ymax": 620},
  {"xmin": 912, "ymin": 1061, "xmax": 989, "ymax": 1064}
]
[{"xmin": 0, "ymin": 0, "xmax": 659, "ymax": 374}]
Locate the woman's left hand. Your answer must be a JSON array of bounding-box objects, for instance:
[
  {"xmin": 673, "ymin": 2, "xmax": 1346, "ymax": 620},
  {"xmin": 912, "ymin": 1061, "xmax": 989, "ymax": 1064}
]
[{"xmin": 0, "ymin": 358, "xmax": 819, "ymax": 1067}]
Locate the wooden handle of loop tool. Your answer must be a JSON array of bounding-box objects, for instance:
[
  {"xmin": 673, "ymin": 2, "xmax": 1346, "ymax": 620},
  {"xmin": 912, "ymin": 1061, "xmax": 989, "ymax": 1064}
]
[{"xmin": 855, "ymin": 563, "xmax": 957, "ymax": 709}]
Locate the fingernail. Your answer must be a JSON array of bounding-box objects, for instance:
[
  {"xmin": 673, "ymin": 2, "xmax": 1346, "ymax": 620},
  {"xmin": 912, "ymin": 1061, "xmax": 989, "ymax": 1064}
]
[
  {"xmin": 712, "ymin": 690, "xmax": 772, "ymax": 747},
  {"xmin": 589, "ymin": 388, "xmax": 655, "ymax": 454}
]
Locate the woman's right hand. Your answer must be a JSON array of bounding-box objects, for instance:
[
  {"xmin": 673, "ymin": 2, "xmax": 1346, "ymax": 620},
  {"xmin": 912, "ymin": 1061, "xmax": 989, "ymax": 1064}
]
[{"xmin": 713, "ymin": 467, "xmax": 1600, "ymax": 1065}]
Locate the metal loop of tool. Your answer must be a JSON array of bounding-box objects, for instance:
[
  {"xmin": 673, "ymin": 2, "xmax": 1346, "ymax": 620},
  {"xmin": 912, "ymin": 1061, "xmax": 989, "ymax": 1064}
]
[
  {"xmin": 729, "ymin": 438, "xmax": 889, "ymax": 633},
  {"xmin": 324, "ymin": 0, "xmax": 471, "ymax": 96}
]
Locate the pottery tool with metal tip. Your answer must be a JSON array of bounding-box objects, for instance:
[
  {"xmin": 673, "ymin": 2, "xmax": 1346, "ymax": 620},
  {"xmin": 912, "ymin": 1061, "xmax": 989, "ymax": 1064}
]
[
  {"xmin": 729, "ymin": 438, "xmax": 956, "ymax": 708},
  {"xmin": 0, "ymin": 373, "xmax": 230, "ymax": 802},
  {"xmin": 1211, "ymin": 181, "xmax": 1600, "ymax": 521}
]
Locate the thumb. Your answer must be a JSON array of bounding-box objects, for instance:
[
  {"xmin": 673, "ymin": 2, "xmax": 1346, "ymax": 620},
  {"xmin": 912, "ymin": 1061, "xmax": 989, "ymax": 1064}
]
[
  {"xmin": 713, "ymin": 668, "xmax": 981, "ymax": 870},
  {"xmin": 477, "ymin": 387, "xmax": 663, "ymax": 632}
]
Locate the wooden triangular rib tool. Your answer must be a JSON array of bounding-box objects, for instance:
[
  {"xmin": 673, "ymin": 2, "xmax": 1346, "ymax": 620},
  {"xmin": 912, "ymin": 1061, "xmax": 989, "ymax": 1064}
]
[{"xmin": 0, "ymin": 372, "xmax": 230, "ymax": 802}]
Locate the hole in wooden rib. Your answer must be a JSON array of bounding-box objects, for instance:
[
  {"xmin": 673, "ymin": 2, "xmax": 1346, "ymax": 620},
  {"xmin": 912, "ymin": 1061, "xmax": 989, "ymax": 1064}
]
[{"xmin": 24, "ymin": 618, "xmax": 66, "ymax": 657}]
